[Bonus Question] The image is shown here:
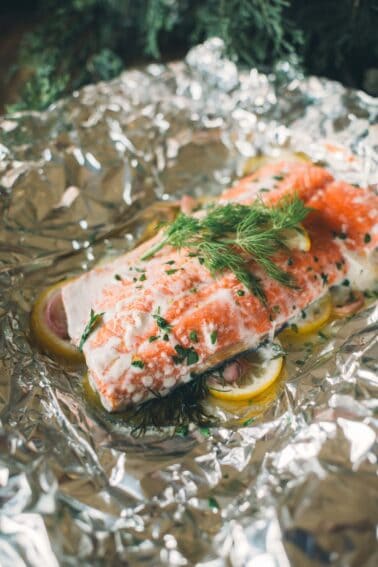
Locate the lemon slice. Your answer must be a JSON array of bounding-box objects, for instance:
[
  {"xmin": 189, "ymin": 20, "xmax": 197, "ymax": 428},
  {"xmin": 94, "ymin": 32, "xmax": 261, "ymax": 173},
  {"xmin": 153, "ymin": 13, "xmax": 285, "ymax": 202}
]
[
  {"xmin": 208, "ymin": 341, "xmax": 284, "ymax": 402},
  {"xmin": 283, "ymin": 226, "xmax": 311, "ymax": 252},
  {"xmin": 283, "ymin": 293, "xmax": 332, "ymax": 337},
  {"xmin": 31, "ymin": 280, "xmax": 84, "ymax": 364}
]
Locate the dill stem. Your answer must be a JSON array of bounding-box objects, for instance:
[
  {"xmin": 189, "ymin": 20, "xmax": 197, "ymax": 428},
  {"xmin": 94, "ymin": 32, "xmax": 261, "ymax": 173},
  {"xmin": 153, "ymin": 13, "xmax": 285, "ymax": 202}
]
[{"xmin": 141, "ymin": 239, "xmax": 167, "ymax": 261}]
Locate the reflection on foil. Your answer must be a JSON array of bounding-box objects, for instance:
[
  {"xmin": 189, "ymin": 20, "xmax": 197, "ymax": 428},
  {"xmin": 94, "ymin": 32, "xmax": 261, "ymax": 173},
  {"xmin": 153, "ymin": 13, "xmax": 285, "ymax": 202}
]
[{"xmin": 0, "ymin": 38, "xmax": 377, "ymax": 566}]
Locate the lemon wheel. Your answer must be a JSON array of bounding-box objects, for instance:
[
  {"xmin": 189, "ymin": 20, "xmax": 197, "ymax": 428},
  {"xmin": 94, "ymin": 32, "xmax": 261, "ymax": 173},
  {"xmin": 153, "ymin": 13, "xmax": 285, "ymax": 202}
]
[
  {"xmin": 282, "ymin": 293, "xmax": 332, "ymax": 337},
  {"xmin": 207, "ymin": 341, "xmax": 284, "ymax": 402},
  {"xmin": 30, "ymin": 280, "xmax": 84, "ymax": 363}
]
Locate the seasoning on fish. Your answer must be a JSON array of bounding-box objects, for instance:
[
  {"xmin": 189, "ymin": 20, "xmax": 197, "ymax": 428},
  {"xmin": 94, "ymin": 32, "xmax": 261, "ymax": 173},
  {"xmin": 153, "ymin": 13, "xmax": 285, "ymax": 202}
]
[{"xmin": 42, "ymin": 159, "xmax": 377, "ymax": 411}]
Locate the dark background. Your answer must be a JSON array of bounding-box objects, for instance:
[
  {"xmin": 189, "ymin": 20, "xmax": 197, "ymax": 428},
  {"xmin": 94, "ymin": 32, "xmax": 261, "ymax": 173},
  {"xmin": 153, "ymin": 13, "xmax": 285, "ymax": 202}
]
[{"xmin": 1, "ymin": 0, "xmax": 377, "ymax": 114}]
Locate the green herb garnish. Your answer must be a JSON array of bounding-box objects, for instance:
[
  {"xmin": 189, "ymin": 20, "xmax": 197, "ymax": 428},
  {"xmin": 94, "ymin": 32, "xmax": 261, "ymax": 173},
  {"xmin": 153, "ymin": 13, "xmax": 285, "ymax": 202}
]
[
  {"xmin": 237, "ymin": 289, "xmax": 245, "ymax": 296},
  {"xmin": 153, "ymin": 311, "xmax": 172, "ymax": 332},
  {"xmin": 175, "ymin": 424, "xmax": 189, "ymax": 437},
  {"xmin": 173, "ymin": 345, "xmax": 199, "ymax": 365},
  {"xmin": 78, "ymin": 309, "xmax": 104, "ymax": 352},
  {"xmin": 114, "ymin": 274, "xmax": 122, "ymax": 281},
  {"xmin": 131, "ymin": 359, "xmax": 144, "ymax": 369},
  {"xmin": 189, "ymin": 330, "xmax": 198, "ymax": 342},
  {"xmin": 165, "ymin": 269, "xmax": 178, "ymax": 275},
  {"xmin": 141, "ymin": 196, "xmax": 310, "ymax": 304},
  {"xmin": 199, "ymin": 426, "xmax": 210, "ymax": 437},
  {"xmin": 148, "ymin": 335, "xmax": 158, "ymax": 342},
  {"xmin": 208, "ymin": 496, "xmax": 220, "ymax": 509},
  {"xmin": 210, "ymin": 330, "xmax": 218, "ymax": 344},
  {"xmin": 364, "ymin": 233, "xmax": 371, "ymax": 243}
]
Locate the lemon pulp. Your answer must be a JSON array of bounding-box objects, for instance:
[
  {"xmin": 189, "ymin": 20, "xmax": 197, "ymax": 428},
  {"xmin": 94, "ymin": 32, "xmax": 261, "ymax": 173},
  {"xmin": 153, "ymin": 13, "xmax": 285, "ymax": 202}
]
[{"xmin": 208, "ymin": 341, "xmax": 284, "ymax": 402}]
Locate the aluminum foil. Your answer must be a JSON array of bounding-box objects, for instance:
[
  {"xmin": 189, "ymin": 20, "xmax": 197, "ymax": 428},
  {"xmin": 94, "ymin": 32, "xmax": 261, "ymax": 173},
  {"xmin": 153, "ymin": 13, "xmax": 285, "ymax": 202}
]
[{"xmin": 0, "ymin": 38, "xmax": 377, "ymax": 566}]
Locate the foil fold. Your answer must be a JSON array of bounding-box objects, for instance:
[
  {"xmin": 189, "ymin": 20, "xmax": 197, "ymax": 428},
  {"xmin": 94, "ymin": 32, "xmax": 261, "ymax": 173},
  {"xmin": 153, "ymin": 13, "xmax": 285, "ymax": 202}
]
[{"xmin": 0, "ymin": 38, "xmax": 377, "ymax": 566}]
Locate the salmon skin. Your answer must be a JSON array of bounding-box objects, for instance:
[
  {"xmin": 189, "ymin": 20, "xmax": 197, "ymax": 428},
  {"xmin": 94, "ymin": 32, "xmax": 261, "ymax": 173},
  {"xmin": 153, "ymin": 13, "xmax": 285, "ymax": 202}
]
[{"xmin": 61, "ymin": 160, "xmax": 378, "ymax": 411}]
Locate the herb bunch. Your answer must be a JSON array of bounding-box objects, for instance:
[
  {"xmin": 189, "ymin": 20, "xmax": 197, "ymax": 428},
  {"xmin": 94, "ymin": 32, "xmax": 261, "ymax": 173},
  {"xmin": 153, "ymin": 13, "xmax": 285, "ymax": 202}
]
[
  {"xmin": 128, "ymin": 373, "xmax": 212, "ymax": 434},
  {"xmin": 142, "ymin": 196, "xmax": 310, "ymax": 303}
]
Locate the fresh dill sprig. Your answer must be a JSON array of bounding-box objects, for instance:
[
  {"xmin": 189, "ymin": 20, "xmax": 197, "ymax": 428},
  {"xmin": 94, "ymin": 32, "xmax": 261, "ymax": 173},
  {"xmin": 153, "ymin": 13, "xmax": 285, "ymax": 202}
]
[
  {"xmin": 128, "ymin": 373, "xmax": 212, "ymax": 435},
  {"xmin": 141, "ymin": 195, "xmax": 310, "ymax": 303},
  {"xmin": 78, "ymin": 309, "xmax": 104, "ymax": 352}
]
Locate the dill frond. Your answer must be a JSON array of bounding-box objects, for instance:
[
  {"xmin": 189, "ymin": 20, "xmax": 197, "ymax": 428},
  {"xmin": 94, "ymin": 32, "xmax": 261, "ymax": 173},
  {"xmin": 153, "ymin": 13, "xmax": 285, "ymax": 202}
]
[
  {"xmin": 129, "ymin": 374, "xmax": 212, "ymax": 435},
  {"xmin": 142, "ymin": 195, "xmax": 311, "ymax": 303}
]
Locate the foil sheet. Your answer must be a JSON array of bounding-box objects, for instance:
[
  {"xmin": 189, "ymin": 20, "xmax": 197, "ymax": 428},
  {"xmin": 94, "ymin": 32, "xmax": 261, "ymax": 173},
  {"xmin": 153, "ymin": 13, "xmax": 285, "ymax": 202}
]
[{"xmin": 0, "ymin": 38, "xmax": 377, "ymax": 566}]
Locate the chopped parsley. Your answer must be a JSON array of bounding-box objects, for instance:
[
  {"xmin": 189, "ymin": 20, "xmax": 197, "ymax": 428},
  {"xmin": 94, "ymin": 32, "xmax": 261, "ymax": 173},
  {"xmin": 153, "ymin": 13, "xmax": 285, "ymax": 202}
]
[
  {"xmin": 175, "ymin": 424, "xmax": 189, "ymax": 437},
  {"xmin": 131, "ymin": 359, "xmax": 144, "ymax": 369},
  {"xmin": 208, "ymin": 496, "xmax": 219, "ymax": 509},
  {"xmin": 199, "ymin": 426, "xmax": 210, "ymax": 437},
  {"xmin": 336, "ymin": 261, "xmax": 343, "ymax": 270},
  {"xmin": 273, "ymin": 174, "xmax": 284, "ymax": 181},
  {"xmin": 210, "ymin": 330, "xmax": 218, "ymax": 345},
  {"xmin": 78, "ymin": 309, "xmax": 104, "ymax": 352},
  {"xmin": 148, "ymin": 335, "xmax": 158, "ymax": 342},
  {"xmin": 139, "ymin": 273, "xmax": 146, "ymax": 281},
  {"xmin": 172, "ymin": 345, "xmax": 199, "ymax": 365},
  {"xmin": 189, "ymin": 330, "xmax": 198, "ymax": 342},
  {"xmin": 153, "ymin": 311, "xmax": 172, "ymax": 332},
  {"xmin": 114, "ymin": 274, "xmax": 122, "ymax": 281},
  {"xmin": 165, "ymin": 269, "xmax": 178, "ymax": 275},
  {"xmin": 237, "ymin": 289, "xmax": 245, "ymax": 296},
  {"xmin": 364, "ymin": 233, "xmax": 371, "ymax": 244},
  {"xmin": 321, "ymin": 272, "xmax": 328, "ymax": 285}
]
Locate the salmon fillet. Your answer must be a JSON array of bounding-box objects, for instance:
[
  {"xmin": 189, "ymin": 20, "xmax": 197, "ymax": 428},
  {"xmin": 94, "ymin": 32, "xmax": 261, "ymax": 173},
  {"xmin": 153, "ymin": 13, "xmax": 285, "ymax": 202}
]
[{"xmin": 61, "ymin": 160, "xmax": 378, "ymax": 410}]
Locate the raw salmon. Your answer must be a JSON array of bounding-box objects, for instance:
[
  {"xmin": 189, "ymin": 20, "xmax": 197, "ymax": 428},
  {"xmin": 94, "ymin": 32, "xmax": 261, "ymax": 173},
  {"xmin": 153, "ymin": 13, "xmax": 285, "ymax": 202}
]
[{"xmin": 61, "ymin": 161, "xmax": 377, "ymax": 410}]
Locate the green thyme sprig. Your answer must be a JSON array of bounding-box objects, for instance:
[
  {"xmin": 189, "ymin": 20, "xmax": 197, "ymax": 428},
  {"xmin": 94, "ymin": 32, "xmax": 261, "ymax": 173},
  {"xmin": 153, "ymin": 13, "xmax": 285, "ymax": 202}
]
[
  {"xmin": 141, "ymin": 196, "xmax": 310, "ymax": 303},
  {"xmin": 78, "ymin": 309, "xmax": 104, "ymax": 352}
]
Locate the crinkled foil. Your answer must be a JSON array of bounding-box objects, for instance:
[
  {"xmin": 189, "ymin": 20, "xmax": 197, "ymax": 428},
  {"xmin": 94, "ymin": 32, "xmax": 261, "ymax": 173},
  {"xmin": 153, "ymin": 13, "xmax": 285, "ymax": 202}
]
[{"xmin": 0, "ymin": 38, "xmax": 377, "ymax": 566}]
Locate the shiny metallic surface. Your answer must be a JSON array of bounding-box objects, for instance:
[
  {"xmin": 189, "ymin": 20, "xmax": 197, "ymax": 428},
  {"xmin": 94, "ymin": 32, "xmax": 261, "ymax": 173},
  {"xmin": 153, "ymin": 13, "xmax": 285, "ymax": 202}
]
[{"xmin": 0, "ymin": 39, "xmax": 377, "ymax": 566}]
